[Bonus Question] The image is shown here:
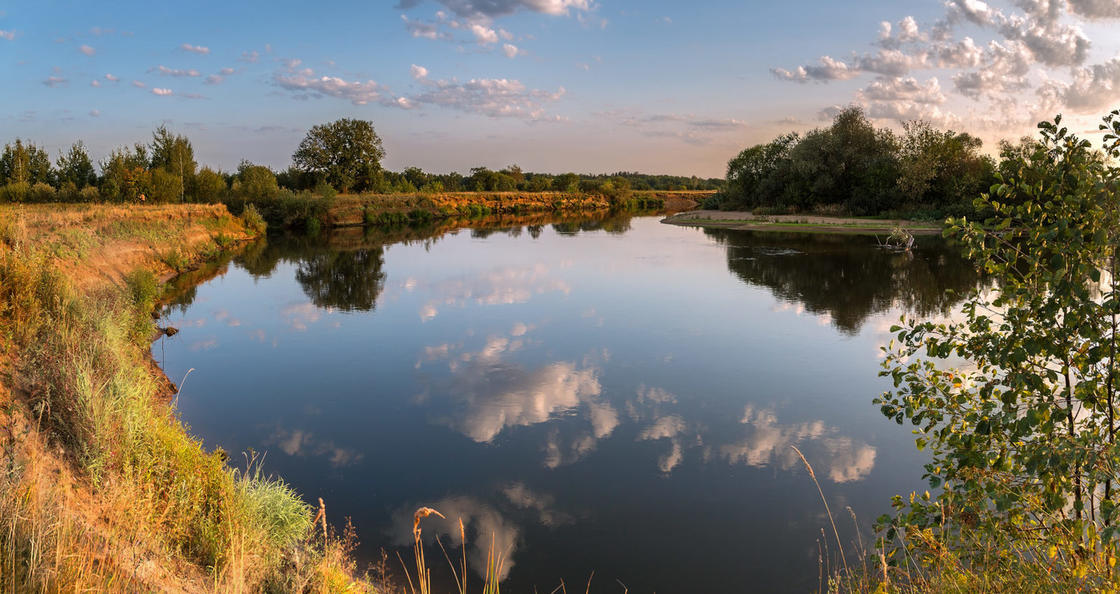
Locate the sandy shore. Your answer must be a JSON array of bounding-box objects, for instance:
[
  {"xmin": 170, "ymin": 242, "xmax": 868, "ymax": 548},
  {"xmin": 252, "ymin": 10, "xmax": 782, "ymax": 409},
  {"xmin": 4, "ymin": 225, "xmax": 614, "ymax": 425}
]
[{"xmin": 661, "ymin": 210, "xmax": 944, "ymax": 235}]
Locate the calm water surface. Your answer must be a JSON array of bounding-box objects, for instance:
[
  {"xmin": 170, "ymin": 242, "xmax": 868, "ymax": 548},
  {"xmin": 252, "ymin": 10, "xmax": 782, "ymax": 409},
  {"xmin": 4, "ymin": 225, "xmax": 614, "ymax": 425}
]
[{"xmin": 155, "ymin": 214, "xmax": 980, "ymax": 592}]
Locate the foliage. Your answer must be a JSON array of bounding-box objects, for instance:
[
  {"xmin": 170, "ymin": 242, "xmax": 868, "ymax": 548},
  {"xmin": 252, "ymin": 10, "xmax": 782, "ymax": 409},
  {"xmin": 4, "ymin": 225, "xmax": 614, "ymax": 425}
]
[
  {"xmin": 0, "ymin": 139, "xmax": 52, "ymax": 185},
  {"xmin": 875, "ymin": 111, "xmax": 1120, "ymax": 586},
  {"xmin": 233, "ymin": 161, "xmax": 280, "ymax": 200},
  {"xmin": 99, "ymin": 144, "xmax": 151, "ymax": 202},
  {"xmin": 191, "ymin": 166, "xmax": 227, "ymax": 203},
  {"xmin": 292, "ymin": 118, "xmax": 385, "ymax": 193},
  {"xmin": 54, "ymin": 141, "xmax": 97, "ymax": 189},
  {"xmin": 714, "ymin": 108, "xmax": 997, "ymax": 218}
]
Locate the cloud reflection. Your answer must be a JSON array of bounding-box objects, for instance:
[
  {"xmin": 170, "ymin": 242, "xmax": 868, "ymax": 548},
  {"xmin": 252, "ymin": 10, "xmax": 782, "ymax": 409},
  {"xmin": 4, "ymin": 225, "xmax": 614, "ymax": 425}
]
[{"xmin": 720, "ymin": 405, "xmax": 877, "ymax": 483}]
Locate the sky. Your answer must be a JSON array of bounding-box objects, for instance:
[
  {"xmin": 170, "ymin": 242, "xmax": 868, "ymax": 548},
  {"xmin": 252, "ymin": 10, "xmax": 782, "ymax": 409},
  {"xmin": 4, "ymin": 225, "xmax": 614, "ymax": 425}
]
[{"xmin": 2, "ymin": 0, "xmax": 1119, "ymax": 178}]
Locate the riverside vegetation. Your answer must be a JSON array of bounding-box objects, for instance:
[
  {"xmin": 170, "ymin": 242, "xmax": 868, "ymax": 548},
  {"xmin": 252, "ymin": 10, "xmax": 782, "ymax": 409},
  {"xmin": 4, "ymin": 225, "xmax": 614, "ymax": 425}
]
[
  {"xmin": 0, "ymin": 204, "xmax": 382, "ymax": 591},
  {"xmin": 0, "ymin": 118, "xmax": 714, "ymax": 233}
]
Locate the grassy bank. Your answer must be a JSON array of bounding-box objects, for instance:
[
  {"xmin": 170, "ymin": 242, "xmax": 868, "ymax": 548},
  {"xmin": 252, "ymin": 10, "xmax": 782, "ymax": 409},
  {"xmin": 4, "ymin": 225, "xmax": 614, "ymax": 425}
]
[
  {"xmin": 226, "ymin": 189, "xmax": 706, "ymax": 231},
  {"xmin": 0, "ymin": 204, "xmax": 374, "ymax": 592},
  {"xmin": 661, "ymin": 209, "xmax": 943, "ymax": 235}
]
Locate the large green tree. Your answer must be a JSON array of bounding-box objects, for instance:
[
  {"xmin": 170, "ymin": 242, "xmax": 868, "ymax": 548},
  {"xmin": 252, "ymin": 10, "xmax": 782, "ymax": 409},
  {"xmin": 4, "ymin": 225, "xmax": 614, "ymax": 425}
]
[{"xmin": 292, "ymin": 118, "xmax": 385, "ymax": 193}]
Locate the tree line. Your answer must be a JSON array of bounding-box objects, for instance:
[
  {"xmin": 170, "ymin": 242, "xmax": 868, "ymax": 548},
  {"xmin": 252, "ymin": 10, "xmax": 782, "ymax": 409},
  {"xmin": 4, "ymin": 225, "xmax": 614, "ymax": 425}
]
[
  {"xmin": 709, "ymin": 106, "xmax": 1047, "ymax": 219},
  {"xmin": 0, "ymin": 118, "xmax": 720, "ymax": 205}
]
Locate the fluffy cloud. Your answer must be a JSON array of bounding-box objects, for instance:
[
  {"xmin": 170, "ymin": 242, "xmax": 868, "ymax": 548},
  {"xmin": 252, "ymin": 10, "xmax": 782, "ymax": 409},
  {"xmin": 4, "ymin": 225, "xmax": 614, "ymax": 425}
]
[
  {"xmin": 180, "ymin": 43, "xmax": 209, "ymax": 54},
  {"xmin": 78, "ymin": 44, "xmax": 95, "ymax": 55},
  {"xmin": 273, "ymin": 69, "xmax": 389, "ymax": 106},
  {"xmin": 502, "ymin": 43, "xmax": 524, "ymax": 58},
  {"xmin": 1067, "ymin": 0, "xmax": 1120, "ymax": 18},
  {"xmin": 410, "ymin": 64, "xmax": 429, "ymax": 80},
  {"xmin": 859, "ymin": 76, "xmax": 946, "ymax": 104},
  {"xmin": 0, "ymin": 30, "xmax": 15, "ymax": 41},
  {"xmin": 771, "ymin": 56, "xmax": 858, "ymax": 82},
  {"xmin": 104, "ymin": 73, "xmax": 119, "ymax": 82},
  {"xmin": 470, "ymin": 22, "xmax": 499, "ymax": 43},
  {"xmin": 1044, "ymin": 57, "xmax": 1120, "ymax": 112},
  {"xmin": 151, "ymin": 88, "xmax": 173, "ymax": 96},
  {"xmin": 772, "ymin": 0, "xmax": 1120, "ymax": 133},
  {"xmin": 406, "ymin": 73, "xmax": 567, "ymax": 120}
]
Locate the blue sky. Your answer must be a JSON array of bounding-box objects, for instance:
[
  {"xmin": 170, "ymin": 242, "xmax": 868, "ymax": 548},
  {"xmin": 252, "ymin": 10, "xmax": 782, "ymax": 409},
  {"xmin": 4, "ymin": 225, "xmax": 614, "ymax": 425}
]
[{"xmin": 2, "ymin": 0, "xmax": 1119, "ymax": 177}]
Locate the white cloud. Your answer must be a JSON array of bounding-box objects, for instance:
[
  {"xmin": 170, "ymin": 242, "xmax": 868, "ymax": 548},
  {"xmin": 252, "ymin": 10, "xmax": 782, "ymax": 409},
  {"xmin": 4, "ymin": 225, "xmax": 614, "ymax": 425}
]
[
  {"xmin": 410, "ymin": 64, "xmax": 429, "ymax": 79},
  {"xmin": 239, "ymin": 50, "xmax": 260, "ymax": 63},
  {"xmin": 470, "ymin": 23, "xmax": 499, "ymax": 44},
  {"xmin": 0, "ymin": 30, "xmax": 15, "ymax": 41},
  {"xmin": 152, "ymin": 65, "xmax": 201, "ymax": 77},
  {"xmin": 502, "ymin": 43, "xmax": 524, "ymax": 58},
  {"xmin": 859, "ymin": 76, "xmax": 946, "ymax": 104},
  {"xmin": 407, "ymin": 71, "xmax": 567, "ymax": 120},
  {"xmin": 90, "ymin": 79, "xmax": 100, "ymax": 87},
  {"xmin": 220, "ymin": 67, "xmax": 235, "ymax": 75},
  {"xmin": 43, "ymin": 75, "xmax": 67, "ymax": 87},
  {"xmin": 104, "ymin": 73, "xmax": 119, "ymax": 82},
  {"xmin": 131, "ymin": 80, "xmax": 145, "ymax": 88},
  {"xmin": 180, "ymin": 43, "xmax": 210, "ymax": 54},
  {"xmin": 151, "ymin": 88, "xmax": 173, "ymax": 96},
  {"xmin": 1044, "ymin": 57, "xmax": 1120, "ymax": 112},
  {"xmin": 273, "ymin": 69, "xmax": 388, "ymax": 106},
  {"xmin": 205, "ymin": 74, "xmax": 223, "ymax": 85},
  {"xmin": 78, "ymin": 44, "xmax": 95, "ymax": 56}
]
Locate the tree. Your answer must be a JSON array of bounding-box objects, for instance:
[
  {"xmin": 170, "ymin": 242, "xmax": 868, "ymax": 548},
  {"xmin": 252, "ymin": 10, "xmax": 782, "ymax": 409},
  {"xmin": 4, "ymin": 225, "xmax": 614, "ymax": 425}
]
[
  {"xmin": 896, "ymin": 120, "xmax": 994, "ymax": 215},
  {"xmin": 149, "ymin": 125, "xmax": 196, "ymax": 201},
  {"xmin": 0, "ymin": 139, "xmax": 52, "ymax": 185},
  {"xmin": 292, "ymin": 118, "xmax": 385, "ymax": 193},
  {"xmin": 55, "ymin": 141, "xmax": 97, "ymax": 189},
  {"xmin": 233, "ymin": 161, "xmax": 279, "ymax": 200},
  {"xmin": 722, "ymin": 133, "xmax": 798, "ymax": 209},
  {"xmin": 99, "ymin": 144, "xmax": 150, "ymax": 202},
  {"xmin": 877, "ymin": 112, "xmax": 1120, "ymax": 579},
  {"xmin": 191, "ymin": 167, "xmax": 227, "ymax": 203}
]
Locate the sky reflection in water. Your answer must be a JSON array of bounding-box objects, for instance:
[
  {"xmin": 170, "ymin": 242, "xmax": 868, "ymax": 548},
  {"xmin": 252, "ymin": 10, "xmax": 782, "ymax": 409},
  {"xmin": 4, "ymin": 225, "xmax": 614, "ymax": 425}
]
[{"xmin": 156, "ymin": 215, "xmax": 980, "ymax": 592}]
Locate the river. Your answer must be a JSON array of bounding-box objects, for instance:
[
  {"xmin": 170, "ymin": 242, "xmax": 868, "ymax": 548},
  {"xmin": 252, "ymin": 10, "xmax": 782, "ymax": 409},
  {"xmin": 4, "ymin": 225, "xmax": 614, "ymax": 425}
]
[{"xmin": 155, "ymin": 213, "xmax": 980, "ymax": 592}]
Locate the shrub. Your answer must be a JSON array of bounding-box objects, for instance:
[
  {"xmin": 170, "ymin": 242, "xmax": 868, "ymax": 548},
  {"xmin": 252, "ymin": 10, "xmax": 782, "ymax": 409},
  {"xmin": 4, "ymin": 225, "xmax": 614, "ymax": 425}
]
[
  {"xmin": 79, "ymin": 186, "xmax": 100, "ymax": 202},
  {"xmin": 312, "ymin": 180, "xmax": 337, "ymax": 199},
  {"xmin": 0, "ymin": 181, "xmax": 30, "ymax": 203},
  {"xmin": 29, "ymin": 182, "xmax": 56, "ymax": 203},
  {"xmin": 240, "ymin": 204, "xmax": 267, "ymax": 235},
  {"xmin": 192, "ymin": 167, "xmax": 227, "ymax": 203},
  {"xmin": 148, "ymin": 169, "xmax": 182, "ymax": 203}
]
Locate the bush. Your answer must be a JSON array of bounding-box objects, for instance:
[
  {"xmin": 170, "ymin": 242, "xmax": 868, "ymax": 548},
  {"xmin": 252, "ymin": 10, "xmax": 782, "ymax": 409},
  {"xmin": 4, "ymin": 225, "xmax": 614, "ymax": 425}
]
[
  {"xmin": 312, "ymin": 180, "xmax": 337, "ymax": 199},
  {"xmin": 192, "ymin": 167, "xmax": 227, "ymax": 203},
  {"xmin": 148, "ymin": 169, "xmax": 182, "ymax": 203},
  {"xmin": 0, "ymin": 182, "xmax": 30, "ymax": 203},
  {"xmin": 29, "ymin": 182, "xmax": 56, "ymax": 203},
  {"xmin": 240, "ymin": 204, "xmax": 267, "ymax": 235},
  {"xmin": 79, "ymin": 186, "xmax": 100, "ymax": 202}
]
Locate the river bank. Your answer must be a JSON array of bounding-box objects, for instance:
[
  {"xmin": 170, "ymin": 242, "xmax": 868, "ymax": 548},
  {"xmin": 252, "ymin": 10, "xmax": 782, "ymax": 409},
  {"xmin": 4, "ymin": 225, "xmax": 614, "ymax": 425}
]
[
  {"xmin": 0, "ymin": 203, "xmax": 375, "ymax": 592},
  {"xmin": 230, "ymin": 189, "xmax": 707, "ymax": 231},
  {"xmin": 661, "ymin": 209, "xmax": 944, "ymax": 235}
]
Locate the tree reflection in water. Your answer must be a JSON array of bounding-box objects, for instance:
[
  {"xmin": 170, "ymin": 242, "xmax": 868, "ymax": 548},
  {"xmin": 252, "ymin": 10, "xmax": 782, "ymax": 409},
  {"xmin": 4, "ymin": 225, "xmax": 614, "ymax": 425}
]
[{"xmin": 704, "ymin": 229, "xmax": 983, "ymax": 334}]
